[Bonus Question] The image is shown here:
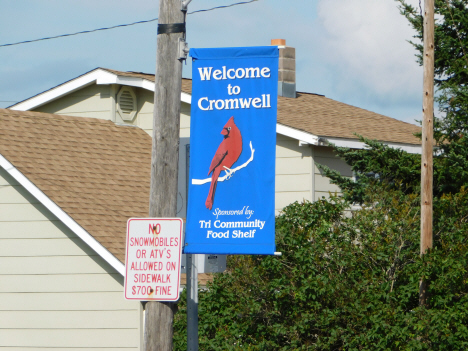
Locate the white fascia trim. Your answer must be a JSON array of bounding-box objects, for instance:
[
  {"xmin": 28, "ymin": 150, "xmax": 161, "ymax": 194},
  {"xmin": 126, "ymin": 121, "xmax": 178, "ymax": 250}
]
[
  {"xmin": 276, "ymin": 123, "xmax": 319, "ymax": 145},
  {"xmin": 323, "ymin": 137, "xmax": 422, "ymax": 154},
  {"xmin": 0, "ymin": 153, "xmax": 125, "ymax": 276},
  {"xmin": 96, "ymin": 74, "xmax": 155, "ymax": 91},
  {"xmin": 11, "ymin": 69, "xmax": 114, "ymax": 111},
  {"xmin": 12, "ymin": 67, "xmax": 192, "ymax": 111},
  {"xmin": 181, "ymin": 92, "xmax": 191, "ymax": 104},
  {"xmin": 274, "ymin": 125, "xmax": 421, "ymax": 154}
]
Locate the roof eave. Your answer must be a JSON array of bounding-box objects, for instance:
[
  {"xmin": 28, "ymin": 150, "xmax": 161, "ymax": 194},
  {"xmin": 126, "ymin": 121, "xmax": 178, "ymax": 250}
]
[
  {"xmin": 0, "ymin": 152, "xmax": 126, "ymax": 276},
  {"xmin": 321, "ymin": 136, "xmax": 422, "ymax": 154},
  {"xmin": 10, "ymin": 68, "xmax": 191, "ymax": 111},
  {"xmin": 9, "ymin": 69, "xmax": 419, "ymax": 153},
  {"xmin": 277, "ymin": 123, "xmax": 421, "ymax": 154},
  {"xmin": 277, "ymin": 123, "xmax": 320, "ymax": 145}
]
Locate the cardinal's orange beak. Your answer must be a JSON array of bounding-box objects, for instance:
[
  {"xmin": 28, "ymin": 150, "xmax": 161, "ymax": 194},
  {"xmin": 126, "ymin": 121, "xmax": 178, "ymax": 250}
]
[{"xmin": 221, "ymin": 128, "xmax": 228, "ymax": 136}]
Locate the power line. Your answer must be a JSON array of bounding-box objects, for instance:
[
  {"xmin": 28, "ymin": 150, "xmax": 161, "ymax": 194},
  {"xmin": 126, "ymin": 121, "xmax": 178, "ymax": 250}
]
[
  {"xmin": 0, "ymin": 0, "xmax": 259, "ymax": 48},
  {"xmin": 0, "ymin": 19, "xmax": 159, "ymax": 48},
  {"xmin": 189, "ymin": 0, "xmax": 258, "ymax": 14}
]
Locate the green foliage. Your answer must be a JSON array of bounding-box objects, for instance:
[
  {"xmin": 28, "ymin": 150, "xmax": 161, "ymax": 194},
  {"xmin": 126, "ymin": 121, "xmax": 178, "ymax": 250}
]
[
  {"xmin": 171, "ymin": 3, "xmax": 468, "ymax": 349},
  {"xmin": 173, "ymin": 188, "xmax": 468, "ymax": 349},
  {"xmin": 321, "ymin": 0, "xmax": 468, "ymax": 197},
  {"xmin": 397, "ymin": 0, "xmax": 468, "ymax": 89},
  {"xmin": 318, "ymin": 136, "xmax": 420, "ymax": 203},
  {"xmin": 397, "ymin": 0, "xmax": 468, "ymax": 194}
]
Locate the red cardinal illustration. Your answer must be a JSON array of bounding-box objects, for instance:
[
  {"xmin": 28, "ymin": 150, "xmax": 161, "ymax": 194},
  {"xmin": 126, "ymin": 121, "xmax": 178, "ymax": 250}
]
[{"xmin": 205, "ymin": 116, "xmax": 243, "ymax": 210}]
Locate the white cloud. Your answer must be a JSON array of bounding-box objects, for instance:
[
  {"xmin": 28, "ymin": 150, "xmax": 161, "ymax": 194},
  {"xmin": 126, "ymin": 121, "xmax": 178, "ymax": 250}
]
[
  {"xmin": 0, "ymin": 0, "xmax": 425, "ymax": 123},
  {"xmin": 316, "ymin": 0, "xmax": 422, "ymax": 106}
]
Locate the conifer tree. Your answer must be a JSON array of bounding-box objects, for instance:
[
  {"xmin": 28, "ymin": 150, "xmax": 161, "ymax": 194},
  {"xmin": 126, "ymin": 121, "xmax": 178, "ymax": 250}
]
[
  {"xmin": 172, "ymin": 2, "xmax": 468, "ymax": 349},
  {"xmin": 399, "ymin": 0, "xmax": 468, "ymax": 194}
]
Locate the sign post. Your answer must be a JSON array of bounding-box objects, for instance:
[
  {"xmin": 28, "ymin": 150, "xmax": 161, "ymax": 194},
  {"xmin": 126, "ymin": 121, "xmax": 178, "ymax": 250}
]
[
  {"xmin": 186, "ymin": 253, "xmax": 198, "ymax": 351},
  {"xmin": 124, "ymin": 218, "xmax": 183, "ymax": 301}
]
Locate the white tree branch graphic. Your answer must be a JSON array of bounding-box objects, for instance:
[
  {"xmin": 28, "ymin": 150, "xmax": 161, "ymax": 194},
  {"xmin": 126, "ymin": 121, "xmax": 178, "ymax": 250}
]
[{"xmin": 191, "ymin": 141, "xmax": 255, "ymax": 185}]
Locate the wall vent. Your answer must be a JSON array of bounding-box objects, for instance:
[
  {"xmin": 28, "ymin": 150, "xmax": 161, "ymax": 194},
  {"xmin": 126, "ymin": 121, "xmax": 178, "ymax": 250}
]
[{"xmin": 117, "ymin": 87, "xmax": 137, "ymax": 121}]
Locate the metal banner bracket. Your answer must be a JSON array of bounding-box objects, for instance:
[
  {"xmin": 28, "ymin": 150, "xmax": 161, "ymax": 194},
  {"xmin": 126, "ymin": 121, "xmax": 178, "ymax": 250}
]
[
  {"xmin": 178, "ymin": 37, "xmax": 189, "ymax": 61},
  {"xmin": 181, "ymin": 0, "xmax": 193, "ymax": 11}
]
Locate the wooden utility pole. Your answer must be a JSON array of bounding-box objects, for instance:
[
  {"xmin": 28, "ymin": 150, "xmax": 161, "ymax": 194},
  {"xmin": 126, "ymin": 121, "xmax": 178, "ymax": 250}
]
[
  {"xmin": 146, "ymin": 0, "xmax": 187, "ymax": 349},
  {"xmin": 420, "ymin": 0, "xmax": 435, "ymax": 306}
]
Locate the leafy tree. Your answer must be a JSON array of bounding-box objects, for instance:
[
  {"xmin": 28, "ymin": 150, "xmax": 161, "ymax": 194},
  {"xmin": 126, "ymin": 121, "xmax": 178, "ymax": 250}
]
[
  {"xmin": 321, "ymin": 1, "xmax": 468, "ymax": 200},
  {"xmin": 318, "ymin": 136, "xmax": 421, "ymax": 204},
  {"xmin": 174, "ymin": 187, "xmax": 468, "ymax": 349},
  {"xmin": 172, "ymin": 2, "xmax": 468, "ymax": 349}
]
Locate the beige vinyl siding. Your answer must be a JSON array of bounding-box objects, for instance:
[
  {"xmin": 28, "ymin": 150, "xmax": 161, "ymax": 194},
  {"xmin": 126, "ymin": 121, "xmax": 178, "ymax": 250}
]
[
  {"xmin": 174, "ymin": 115, "xmax": 315, "ymax": 214},
  {"xmin": 31, "ymin": 83, "xmax": 190, "ymax": 222},
  {"xmin": 180, "ymin": 102, "xmax": 191, "ymax": 138},
  {"xmin": 275, "ymin": 135, "xmax": 312, "ymax": 212},
  {"xmin": 0, "ymin": 348, "xmax": 134, "ymax": 351},
  {"xmin": 0, "ymin": 330, "xmax": 139, "ymax": 349},
  {"xmin": 0, "ymin": 167, "xmax": 142, "ymax": 350},
  {"xmin": 135, "ymin": 89, "xmax": 190, "ymax": 138},
  {"xmin": 135, "ymin": 88, "xmax": 155, "ymax": 135},
  {"xmin": 29, "ymin": 82, "xmax": 352, "ymax": 214},
  {"xmin": 313, "ymin": 145, "xmax": 352, "ymax": 201},
  {"xmin": 178, "ymin": 103, "xmax": 191, "ymax": 219},
  {"xmin": 34, "ymin": 84, "xmax": 112, "ymax": 120}
]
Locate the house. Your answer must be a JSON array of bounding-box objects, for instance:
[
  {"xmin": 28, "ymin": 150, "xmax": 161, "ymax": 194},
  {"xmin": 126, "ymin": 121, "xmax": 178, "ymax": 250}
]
[
  {"xmin": 10, "ymin": 40, "xmax": 422, "ymax": 217},
  {"xmin": 1, "ymin": 40, "xmax": 422, "ymax": 349},
  {"xmin": 0, "ymin": 109, "xmax": 148, "ymax": 349}
]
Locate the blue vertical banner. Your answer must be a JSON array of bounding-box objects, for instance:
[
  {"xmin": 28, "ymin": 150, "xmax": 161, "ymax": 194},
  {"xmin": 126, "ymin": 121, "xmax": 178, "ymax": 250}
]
[{"xmin": 185, "ymin": 46, "xmax": 278, "ymax": 255}]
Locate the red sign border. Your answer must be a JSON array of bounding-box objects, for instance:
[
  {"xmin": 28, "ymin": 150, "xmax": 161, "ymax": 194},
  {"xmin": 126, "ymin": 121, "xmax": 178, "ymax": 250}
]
[{"xmin": 124, "ymin": 217, "xmax": 183, "ymax": 301}]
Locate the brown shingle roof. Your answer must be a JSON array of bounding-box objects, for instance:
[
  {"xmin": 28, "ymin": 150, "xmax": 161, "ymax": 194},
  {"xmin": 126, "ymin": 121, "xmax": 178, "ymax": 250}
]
[
  {"xmin": 101, "ymin": 68, "xmax": 420, "ymax": 145},
  {"xmin": 0, "ymin": 108, "xmax": 152, "ymax": 263},
  {"xmin": 15, "ymin": 67, "xmax": 419, "ymax": 145},
  {"xmin": 103, "ymin": 68, "xmax": 156, "ymax": 83},
  {"xmin": 277, "ymin": 93, "xmax": 421, "ymax": 145},
  {"xmin": 101, "ymin": 68, "xmax": 193, "ymax": 96}
]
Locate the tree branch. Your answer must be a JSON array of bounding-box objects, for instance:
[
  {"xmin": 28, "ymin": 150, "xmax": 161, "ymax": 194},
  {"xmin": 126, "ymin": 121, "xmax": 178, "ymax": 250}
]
[{"xmin": 191, "ymin": 141, "xmax": 255, "ymax": 185}]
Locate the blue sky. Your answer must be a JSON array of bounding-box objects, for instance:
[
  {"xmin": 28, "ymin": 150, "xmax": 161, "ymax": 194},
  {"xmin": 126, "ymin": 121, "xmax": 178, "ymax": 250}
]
[{"xmin": 0, "ymin": 0, "xmax": 422, "ymax": 124}]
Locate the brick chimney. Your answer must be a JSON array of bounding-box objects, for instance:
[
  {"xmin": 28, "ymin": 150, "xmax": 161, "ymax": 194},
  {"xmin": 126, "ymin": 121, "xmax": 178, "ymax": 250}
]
[{"xmin": 271, "ymin": 39, "xmax": 296, "ymax": 98}]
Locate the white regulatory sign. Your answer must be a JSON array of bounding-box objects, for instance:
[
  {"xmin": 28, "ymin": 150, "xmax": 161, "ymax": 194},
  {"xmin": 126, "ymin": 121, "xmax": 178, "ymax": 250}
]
[{"xmin": 124, "ymin": 218, "xmax": 183, "ymax": 301}]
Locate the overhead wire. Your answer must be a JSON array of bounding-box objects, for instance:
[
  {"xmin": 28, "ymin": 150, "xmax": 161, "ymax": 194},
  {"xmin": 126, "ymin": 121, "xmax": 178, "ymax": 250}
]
[
  {"xmin": 0, "ymin": 0, "xmax": 259, "ymax": 48},
  {"xmin": 0, "ymin": 0, "xmax": 260, "ymax": 210}
]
